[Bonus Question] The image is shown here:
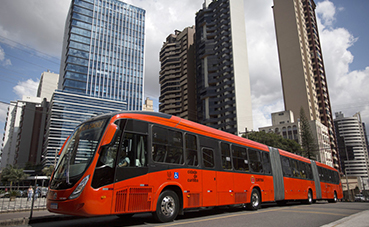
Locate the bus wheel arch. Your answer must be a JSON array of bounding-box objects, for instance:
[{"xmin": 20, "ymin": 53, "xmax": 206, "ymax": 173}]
[
  {"xmin": 328, "ymin": 191, "xmax": 338, "ymax": 203},
  {"xmin": 153, "ymin": 185, "xmax": 183, "ymax": 222},
  {"xmin": 246, "ymin": 187, "xmax": 261, "ymax": 210},
  {"xmin": 306, "ymin": 189, "xmax": 313, "ymax": 204}
]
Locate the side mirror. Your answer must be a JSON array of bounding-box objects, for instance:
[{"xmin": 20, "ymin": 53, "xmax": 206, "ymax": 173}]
[{"xmin": 100, "ymin": 123, "xmax": 118, "ymax": 147}]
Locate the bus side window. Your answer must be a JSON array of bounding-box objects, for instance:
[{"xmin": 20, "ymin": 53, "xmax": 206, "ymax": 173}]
[
  {"xmin": 318, "ymin": 166, "xmax": 324, "ymax": 181},
  {"xmin": 202, "ymin": 148, "xmax": 215, "ymax": 168},
  {"xmin": 152, "ymin": 126, "xmax": 183, "ymax": 165},
  {"xmin": 290, "ymin": 159, "xmax": 300, "ymax": 178},
  {"xmin": 185, "ymin": 134, "xmax": 198, "ymax": 166},
  {"xmin": 152, "ymin": 126, "xmax": 168, "ymax": 163},
  {"xmin": 306, "ymin": 163, "xmax": 313, "ymax": 180},
  {"xmin": 281, "ymin": 156, "xmax": 292, "ymax": 177},
  {"xmin": 119, "ymin": 133, "xmax": 148, "ymax": 167},
  {"xmin": 249, "ymin": 149, "xmax": 263, "ymax": 173},
  {"xmin": 261, "ymin": 151, "xmax": 272, "ymax": 175},
  {"xmin": 299, "ymin": 161, "xmax": 307, "ymax": 179},
  {"xmin": 232, "ymin": 145, "xmax": 249, "ymax": 172},
  {"xmin": 221, "ymin": 142, "xmax": 232, "ymax": 170},
  {"xmin": 166, "ymin": 130, "xmax": 183, "ymax": 164}
]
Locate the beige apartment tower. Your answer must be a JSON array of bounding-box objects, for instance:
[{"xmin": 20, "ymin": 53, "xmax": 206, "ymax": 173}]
[
  {"xmin": 159, "ymin": 26, "xmax": 197, "ymax": 121},
  {"xmin": 273, "ymin": 0, "xmax": 339, "ymax": 169}
]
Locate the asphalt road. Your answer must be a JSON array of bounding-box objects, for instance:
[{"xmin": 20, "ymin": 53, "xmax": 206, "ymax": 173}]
[{"xmin": 19, "ymin": 201, "xmax": 369, "ymax": 227}]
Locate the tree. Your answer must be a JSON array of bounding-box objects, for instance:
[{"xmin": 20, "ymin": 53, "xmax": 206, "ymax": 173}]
[
  {"xmin": 42, "ymin": 165, "xmax": 54, "ymax": 177},
  {"xmin": 299, "ymin": 107, "xmax": 318, "ymax": 159},
  {"xmin": 1, "ymin": 165, "xmax": 28, "ymax": 191},
  {"xmin": 245, "ymin": 131, "xmax": 302, "ymax": 154}
]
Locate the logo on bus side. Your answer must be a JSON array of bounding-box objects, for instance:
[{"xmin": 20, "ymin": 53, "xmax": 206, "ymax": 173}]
[
  {"xmin": 167, "ymin": 171, "xmax": 172, "ymax": 180},
  {"xmin": 251, "ymin": 175, "xmax": 264, "ymax": 184},
  {"xmin": 187, "ymin": 170, "xmax": 199, "ymax": 183}
]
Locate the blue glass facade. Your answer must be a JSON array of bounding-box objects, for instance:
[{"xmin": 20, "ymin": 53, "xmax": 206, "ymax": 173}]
[
  {"xmin": 60, "ymin": 0, "xmax": 145, "ymax": 110},
  {"xmin": 43, "ymin": 0, "xmax": 145, "ymax": 166}
]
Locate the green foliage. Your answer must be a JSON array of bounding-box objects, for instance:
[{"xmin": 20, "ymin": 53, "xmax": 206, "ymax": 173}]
[
  {"xmin": 1, "ymin": 165, "xmax": 28, "ymax": 190},
  {"xmin": 299, "ymin": 107, "xmax": 318, "ymax": 159},
  {"xmin": 245, "ymin": 131, "xmax": 302, "ymax": 154},
  {"xmin": 42, "ymin": 165, "xmax": 55, "ymax": 177}
]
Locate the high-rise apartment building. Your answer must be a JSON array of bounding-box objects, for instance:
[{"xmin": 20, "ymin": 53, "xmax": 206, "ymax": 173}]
[
  {"xmin": 59, "ymin": 0, "xmax": 145, "ymax": 110},
  {"xmin": 273, "ymin": 0, "xmax": 338, "ymax": 169},
  {"xmin": 334, "ymin": 112, "xmax": 369, "ymax": 179},
  {"xmin": 195, "ymin": 0, "xmax": 253, "ymax": 135},
  {"xmin": 37, "ymin": 70, "xmax": 59, "ymax": 101},
  {"xmin": 0, "ymin": 96, "xmax": 48, "ymax": 169},
  {"xmin": 159, "ymin": 27, "xmax": 197, "ymax": 121}
]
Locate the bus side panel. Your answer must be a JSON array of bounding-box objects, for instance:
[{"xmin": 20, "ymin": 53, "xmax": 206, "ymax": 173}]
[
  {"xmin": 269, "ymin": 147, "xmax": 284, "ymax": 201},
  {"xmin": 320, "ymin": 182, "xmax": 328, "ymax": 199},
  {"xmin": 283, "ymin": 177, "xmax": 296, "ymax": 200},
  {"xmin": 283, "ymin": 178, "xmax": 316, "ymax": 201},
  {"xmin": 311, "ymin": 161, "xmax": 322, "ymax": 200},
  {"xmin": 217, "ymin": 171, "xmax": 235, "ymax": 205},
  {"xmin": 233, "ymin": 172, "xmax": 250, "ymax": 204},
  {"xmin": 202, "ymin": 170, "xmax": 217, "ymax": 206},
  {"xmin": 262, "ymin": 175, "xmax": 275, "ymax": 202}
]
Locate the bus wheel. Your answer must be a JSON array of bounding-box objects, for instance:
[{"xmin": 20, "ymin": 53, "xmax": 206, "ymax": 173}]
[
  {"xmin": 328, "ymin": 192, "xmax": 338, "ymax": 203},
  {"xmin": 247, "ymin": 188, "xmax": 261, "ymax": 210},
  {"xmin": 154, "ymin": 190, "xmax": 179, "ymax": 222}
]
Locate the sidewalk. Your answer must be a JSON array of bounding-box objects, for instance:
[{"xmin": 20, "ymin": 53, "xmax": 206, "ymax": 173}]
[
  {"xmin": 0, "ymin": 210, "xmax": 79, "ymax": 226},
  {"xmin": 0, "ymin": 209, "xmax": 368, "ymax": 226},
  {"xmin": 321, "ymin": 209, "xmax": 369, "ymax": 227}
]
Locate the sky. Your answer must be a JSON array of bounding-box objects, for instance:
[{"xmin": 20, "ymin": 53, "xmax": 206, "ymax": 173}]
[{"xmin": 0, "ymin": 0, "xmax": 368, "ymax": 145}]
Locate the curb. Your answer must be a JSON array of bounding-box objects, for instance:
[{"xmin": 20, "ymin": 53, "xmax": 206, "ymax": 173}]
[{"xmin": 0, "ymin": 218, "xmax": 28, "ymax": 227}]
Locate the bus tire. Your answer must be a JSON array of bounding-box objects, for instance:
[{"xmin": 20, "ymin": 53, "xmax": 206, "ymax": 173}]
[
  {"xmin": 247, "ymin": 188, "xmax": 261, "ymax": 210},
  {"xmin": 328, "ymin": 192, "xmax": 338, "ymax": 203},
  {"xmin": 153, "ymin": 190, "xmax": 179, "ymax": 222}
]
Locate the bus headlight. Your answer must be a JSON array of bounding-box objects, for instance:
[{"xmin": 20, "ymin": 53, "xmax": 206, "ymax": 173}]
[{"xmin": 69, "ymin": 175, "xmax": 90, "ymax": 200}]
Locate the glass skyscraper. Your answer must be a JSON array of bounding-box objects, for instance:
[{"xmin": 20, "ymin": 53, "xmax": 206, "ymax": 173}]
[
  {"xmin": 43, "ymin": 0, "xmax": 145, "ymax": 166},
  {"xmin": 59, "ymin": 0, "xmax": 145, "ymax": 110}
]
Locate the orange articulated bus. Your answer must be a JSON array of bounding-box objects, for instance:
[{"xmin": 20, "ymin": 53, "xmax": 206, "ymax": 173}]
[{"xmin": 47, "ymin": 111, "xmax": 343, "ymax": 222}]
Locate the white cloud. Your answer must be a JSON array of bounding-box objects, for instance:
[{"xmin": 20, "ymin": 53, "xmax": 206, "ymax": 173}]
[
  {"xmin": 316, "ymin": 1, "xmax": 369, "ymax": 125},
  {"xmin": 13, "ymin": 79, "xmax": 39, "ymax": 99},
  {"xmin": 245, "ymin": 0, "xmax": 284, "ymax": 130},
  {"xmin": 316, "ymin": 0, "xmax": 336, "ymax": 26}
]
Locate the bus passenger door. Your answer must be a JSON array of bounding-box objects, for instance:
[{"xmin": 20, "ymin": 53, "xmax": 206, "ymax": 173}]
[{"xmin": 201, "ymin": 146, "xmax": 217, "ymax": 207}]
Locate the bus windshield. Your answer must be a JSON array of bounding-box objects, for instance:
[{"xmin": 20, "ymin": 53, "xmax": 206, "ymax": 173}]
[{"xmin": 50, "ymin": 118, "xmax": 109, "ymax": 190}]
